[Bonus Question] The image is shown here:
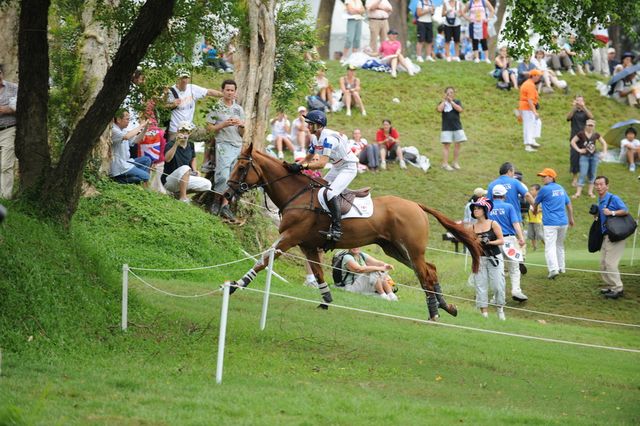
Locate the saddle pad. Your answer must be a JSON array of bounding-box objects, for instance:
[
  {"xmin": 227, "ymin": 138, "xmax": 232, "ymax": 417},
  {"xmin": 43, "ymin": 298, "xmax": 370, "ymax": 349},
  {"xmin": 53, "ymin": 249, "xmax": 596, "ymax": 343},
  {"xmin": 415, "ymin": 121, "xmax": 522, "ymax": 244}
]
[{"xmin": 318, "ymin": 187, "xmax": 374, "ymax": 219}]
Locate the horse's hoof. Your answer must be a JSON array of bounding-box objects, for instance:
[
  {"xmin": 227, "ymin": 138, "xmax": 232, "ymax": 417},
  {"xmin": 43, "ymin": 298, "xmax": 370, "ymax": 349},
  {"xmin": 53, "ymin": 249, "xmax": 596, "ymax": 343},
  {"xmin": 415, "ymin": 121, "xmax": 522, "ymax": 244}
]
[
  {"xmin": 227, "ymin": 281, "xmax": 243, "ymax": 295},
  {"xmin": 428, "ymin": 314, "xmax": 440, "ymax": 321},
  {"xmin": 317, "ymin": 303, "xmax": 329, "ymax": 310},
  {"xmin": 445, "ymin": 304, "xmax": 458, "ymax": 317},
  {"xmin": 322, "ymin": 293, "xmax": 333, "ymax": 303}
]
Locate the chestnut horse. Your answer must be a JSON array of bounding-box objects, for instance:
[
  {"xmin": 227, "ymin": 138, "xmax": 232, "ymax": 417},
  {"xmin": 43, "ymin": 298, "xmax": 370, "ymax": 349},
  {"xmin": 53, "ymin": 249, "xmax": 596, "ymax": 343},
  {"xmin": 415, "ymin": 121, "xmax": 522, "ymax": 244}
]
[{"xmin": 224, "ymin": 143, "xmax": 482, "ymax": 320}]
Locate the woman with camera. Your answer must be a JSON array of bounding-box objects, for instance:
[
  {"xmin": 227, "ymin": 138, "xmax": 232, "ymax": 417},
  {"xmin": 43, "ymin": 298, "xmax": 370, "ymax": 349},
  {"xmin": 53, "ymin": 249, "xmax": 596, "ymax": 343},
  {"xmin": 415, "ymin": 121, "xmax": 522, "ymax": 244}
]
[
  {"xmin": 570, "ymin": 119, "xmax": 608, "ymax": 199},
  {"xmin": 469, "ymin": 197, "xmax": 506, "ymax": 320}
]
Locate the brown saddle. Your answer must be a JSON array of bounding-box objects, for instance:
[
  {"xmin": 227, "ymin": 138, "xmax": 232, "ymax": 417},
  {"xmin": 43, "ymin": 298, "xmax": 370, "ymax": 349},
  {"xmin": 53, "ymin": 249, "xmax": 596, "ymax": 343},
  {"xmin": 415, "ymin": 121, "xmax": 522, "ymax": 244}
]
[{"xmin": 324, "ymin": 187, "xmax": 371, "ymax": 214}]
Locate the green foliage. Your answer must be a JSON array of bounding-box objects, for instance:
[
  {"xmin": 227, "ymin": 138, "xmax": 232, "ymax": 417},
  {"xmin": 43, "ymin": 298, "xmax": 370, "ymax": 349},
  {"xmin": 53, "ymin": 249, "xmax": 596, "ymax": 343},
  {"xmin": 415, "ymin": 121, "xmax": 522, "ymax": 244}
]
[
  {"xmin": 272, "ymin": 1, "xmax": 322, "ymax": 111},
  {"xmin": 503, "ymin": 0, "xmax": 640, "ymax": 57}
]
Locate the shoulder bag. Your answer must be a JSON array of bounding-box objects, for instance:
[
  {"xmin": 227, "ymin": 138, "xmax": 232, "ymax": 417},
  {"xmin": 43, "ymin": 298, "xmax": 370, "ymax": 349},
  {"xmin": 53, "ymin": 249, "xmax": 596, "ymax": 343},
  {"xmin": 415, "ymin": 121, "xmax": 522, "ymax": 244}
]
[{"xmin": 605, "ymin": 197, "xmax": 637, "ymax": 242}]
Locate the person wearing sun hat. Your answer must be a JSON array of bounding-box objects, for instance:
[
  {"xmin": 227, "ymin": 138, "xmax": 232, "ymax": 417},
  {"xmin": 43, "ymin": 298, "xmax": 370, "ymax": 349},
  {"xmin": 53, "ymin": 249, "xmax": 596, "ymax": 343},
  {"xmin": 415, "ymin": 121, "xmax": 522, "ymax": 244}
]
[
  {"xmin": 519, "ymin": 68, "xmax": 543, "ymax": 152},
  {"xmin": 468, "ymin": 197, "xmax": 507, "ymax": 320},
  {"xmin": 532, "ymin": 168, "xmax": 575, "ymax": 280}
]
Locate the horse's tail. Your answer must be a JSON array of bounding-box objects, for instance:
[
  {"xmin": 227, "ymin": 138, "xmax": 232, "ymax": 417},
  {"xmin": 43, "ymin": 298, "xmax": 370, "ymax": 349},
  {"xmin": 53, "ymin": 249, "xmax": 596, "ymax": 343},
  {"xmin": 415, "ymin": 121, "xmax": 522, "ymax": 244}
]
[{"xmin": 418, "ymin": 203, "xmax": 482, "ymax": 274}]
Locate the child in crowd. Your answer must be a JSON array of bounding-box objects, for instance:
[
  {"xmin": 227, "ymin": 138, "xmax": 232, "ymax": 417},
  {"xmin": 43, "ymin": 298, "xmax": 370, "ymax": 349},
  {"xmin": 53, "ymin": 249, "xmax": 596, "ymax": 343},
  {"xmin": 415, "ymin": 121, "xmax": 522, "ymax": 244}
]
[
  {"xmin": 434, "ymin": 25, "xmax": 446, "ymax": 59},
  {"xmin": 527, "ymin": 184, "xmax": 544, "ymax": 251}
]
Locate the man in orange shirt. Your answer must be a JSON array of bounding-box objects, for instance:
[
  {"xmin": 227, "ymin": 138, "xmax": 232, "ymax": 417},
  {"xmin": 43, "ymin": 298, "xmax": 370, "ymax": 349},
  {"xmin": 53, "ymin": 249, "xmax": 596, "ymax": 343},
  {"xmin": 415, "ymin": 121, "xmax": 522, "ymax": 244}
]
[{"xmin": 519, "ymin": 69, "xmax": 543, "ymax": 152}]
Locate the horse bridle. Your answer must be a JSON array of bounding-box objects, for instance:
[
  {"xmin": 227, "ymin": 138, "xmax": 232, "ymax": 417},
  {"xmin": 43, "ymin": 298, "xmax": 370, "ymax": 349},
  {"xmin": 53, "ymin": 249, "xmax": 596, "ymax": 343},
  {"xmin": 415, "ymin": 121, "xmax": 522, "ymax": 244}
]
[{"xmin": 226, "ymin": 154, "xmax": 298, "ymax": 200}]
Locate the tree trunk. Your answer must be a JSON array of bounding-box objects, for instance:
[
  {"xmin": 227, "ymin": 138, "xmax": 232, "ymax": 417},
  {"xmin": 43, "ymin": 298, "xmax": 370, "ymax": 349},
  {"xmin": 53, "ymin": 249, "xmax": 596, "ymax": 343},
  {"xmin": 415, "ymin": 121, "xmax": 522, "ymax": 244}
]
[
  {"xmin": 388, "ymin": 0, "xmax": 408, "ymax": 50},
  {"xmin": 236, "ymin": 0, "xmax": 277, "ymax": 151},
  {"xmin": 0, "ymin": 0, "xmax": 19, "ymax": 81},
  {"xmin": 609, "ymin": 25, "xmax": 622, "ymax": 57},
  {"xmin": 15, "ymin": 0, "xmax": 52, "ymax": 195},
  {"xmin": 316, "ymin": 0, "xmax": 335, "ymax": 59},
  {"xmin": 26, "ymin": 0, "xmax": 176, "ymax": 223},
  {"xmin": 488, "ymin": 0, "xmax": 505, "ymax": 60}
]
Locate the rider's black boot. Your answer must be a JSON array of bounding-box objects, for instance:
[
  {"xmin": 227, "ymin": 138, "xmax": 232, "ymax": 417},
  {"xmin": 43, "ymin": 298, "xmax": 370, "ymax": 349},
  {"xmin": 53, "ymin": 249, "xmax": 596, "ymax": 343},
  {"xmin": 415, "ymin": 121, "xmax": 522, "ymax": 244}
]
[{"xmin": 326, "ymin": 196, "xmax": 343, "ymax": 241}]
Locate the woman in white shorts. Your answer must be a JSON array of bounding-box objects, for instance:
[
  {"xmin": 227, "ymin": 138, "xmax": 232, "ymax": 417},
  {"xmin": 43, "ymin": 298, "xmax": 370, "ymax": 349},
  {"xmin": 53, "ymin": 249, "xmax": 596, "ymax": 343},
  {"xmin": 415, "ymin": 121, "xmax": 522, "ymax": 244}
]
[
  {"xmin": 436, "ymin": 86, "xmax": 467, "ymax": 171},
  {"xmin": 341, "ymin": 247, "xmax": 397, "ymax": 301}
]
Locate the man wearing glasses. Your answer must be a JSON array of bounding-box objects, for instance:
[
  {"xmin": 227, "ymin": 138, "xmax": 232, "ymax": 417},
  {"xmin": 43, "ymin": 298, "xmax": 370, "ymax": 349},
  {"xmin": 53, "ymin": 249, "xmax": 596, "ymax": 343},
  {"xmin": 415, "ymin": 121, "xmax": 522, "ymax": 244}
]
[{"xmin": 0, "ymin": 64, "xmax": 18, "ymax": 199}]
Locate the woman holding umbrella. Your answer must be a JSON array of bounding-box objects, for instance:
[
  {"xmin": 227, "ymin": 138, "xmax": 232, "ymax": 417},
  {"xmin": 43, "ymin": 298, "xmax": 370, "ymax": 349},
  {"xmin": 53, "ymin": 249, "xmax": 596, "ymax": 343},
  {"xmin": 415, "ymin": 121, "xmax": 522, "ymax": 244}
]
[{"xmin": 610, "ymin": 63, "xmax": 640, "ymax": 107}]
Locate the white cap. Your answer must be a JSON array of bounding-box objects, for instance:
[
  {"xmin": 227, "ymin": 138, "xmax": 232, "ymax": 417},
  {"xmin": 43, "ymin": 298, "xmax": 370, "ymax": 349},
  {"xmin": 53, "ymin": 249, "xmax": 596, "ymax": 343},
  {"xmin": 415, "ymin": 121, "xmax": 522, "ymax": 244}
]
[
  {"xmin": 492, "ymin": 184, "xmax": 507, "ymax": 196},
  {"xmin": 178, "ymin": 121, "xmax": 195, "ymax": 132}
]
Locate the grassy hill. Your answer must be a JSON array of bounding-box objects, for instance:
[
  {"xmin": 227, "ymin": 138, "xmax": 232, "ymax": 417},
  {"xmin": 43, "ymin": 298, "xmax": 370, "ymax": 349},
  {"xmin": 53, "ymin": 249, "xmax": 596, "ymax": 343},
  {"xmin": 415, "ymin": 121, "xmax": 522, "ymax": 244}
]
[{"xmin": 1, "ymin": 62, "xmax": 640, "ymax": 424}]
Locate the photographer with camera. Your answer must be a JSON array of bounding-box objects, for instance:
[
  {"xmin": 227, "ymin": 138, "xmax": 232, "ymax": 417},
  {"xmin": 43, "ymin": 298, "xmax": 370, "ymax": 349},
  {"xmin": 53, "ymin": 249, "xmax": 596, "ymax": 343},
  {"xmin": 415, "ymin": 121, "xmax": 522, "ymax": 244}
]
[
  {"xmin": 593, "ymin": 176, "xmax": 631, "ymax": 299},
  {"xmin": 469, "ymin": 197, "xmax": 507, "ymax": 320},
  {"xmin": 161, "ymin": 121, "xmax": 212, "ymax": 203}
]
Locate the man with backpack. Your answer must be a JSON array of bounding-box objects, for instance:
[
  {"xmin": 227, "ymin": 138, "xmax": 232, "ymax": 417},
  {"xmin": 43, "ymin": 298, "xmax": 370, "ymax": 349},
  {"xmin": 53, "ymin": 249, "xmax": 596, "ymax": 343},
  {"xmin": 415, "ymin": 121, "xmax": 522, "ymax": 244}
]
[
  {"xmin": 165, "ymin": 70, "xmax": 223, "ymax": 142},
  {"xmin": 334, "ymin": 247, "xmax": 398, "ymax": 301}
]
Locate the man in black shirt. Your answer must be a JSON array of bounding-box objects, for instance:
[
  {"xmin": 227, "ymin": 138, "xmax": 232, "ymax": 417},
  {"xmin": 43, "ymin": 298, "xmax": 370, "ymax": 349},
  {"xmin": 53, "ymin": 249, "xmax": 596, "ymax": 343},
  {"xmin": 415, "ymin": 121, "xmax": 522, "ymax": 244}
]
[
  {"xmin": 566, "ymin": 95, "xmax": 593, "ymax": 187},
  {"xmin": 162, "ymin": 121, "xmax": 212, "ymax": 202}
]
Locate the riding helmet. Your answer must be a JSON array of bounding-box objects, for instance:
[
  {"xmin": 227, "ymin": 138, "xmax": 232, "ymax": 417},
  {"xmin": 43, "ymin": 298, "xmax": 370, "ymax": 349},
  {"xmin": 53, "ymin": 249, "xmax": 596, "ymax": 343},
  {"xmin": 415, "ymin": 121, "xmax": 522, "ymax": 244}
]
[{"xmin": 303, "ymin": 110, "xmax": 327, "ymax": 127}]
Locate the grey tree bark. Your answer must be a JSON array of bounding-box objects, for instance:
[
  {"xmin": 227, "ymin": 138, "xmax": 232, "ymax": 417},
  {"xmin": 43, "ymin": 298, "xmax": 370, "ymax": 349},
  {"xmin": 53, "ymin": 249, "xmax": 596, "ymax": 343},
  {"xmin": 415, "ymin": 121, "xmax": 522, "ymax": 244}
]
[
  {"xmin": 235, "ymin": 0, "xmax": 277, "ymax": 151},
  {"xmin": 316, "ymin": 0, "xmax": 336, "ymax": 59},
  {"xmin": 388, "ymin": 0, "xmax": 408, "ymax": 49},
  {"xmin": 0, "ymin": 0, "xmax": 19, "ymax": 81}
]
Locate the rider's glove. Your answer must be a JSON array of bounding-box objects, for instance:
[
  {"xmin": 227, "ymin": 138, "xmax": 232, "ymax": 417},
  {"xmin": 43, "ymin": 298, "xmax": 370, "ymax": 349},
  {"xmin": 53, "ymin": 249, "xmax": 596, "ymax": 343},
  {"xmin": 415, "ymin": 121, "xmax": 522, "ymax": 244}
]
[{"xmin": 285, "ymin": 162, "xmax": 304, "ymax": 174}]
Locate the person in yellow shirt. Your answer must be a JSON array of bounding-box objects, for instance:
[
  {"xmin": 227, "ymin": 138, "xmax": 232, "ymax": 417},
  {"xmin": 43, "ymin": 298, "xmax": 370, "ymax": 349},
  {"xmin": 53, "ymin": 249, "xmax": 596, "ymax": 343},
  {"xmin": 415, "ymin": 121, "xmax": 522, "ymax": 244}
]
[{"xmin": 527, "ymin": 184, "xmax": 544, "ymax": 250}]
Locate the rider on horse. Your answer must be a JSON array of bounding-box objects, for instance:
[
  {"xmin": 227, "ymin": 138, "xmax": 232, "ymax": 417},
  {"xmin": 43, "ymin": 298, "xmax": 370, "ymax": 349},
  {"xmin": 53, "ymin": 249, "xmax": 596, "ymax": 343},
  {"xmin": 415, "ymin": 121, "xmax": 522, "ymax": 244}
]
[{"xmin": 285, "ymin": 110, "xmax": 358, "ymax": 241}]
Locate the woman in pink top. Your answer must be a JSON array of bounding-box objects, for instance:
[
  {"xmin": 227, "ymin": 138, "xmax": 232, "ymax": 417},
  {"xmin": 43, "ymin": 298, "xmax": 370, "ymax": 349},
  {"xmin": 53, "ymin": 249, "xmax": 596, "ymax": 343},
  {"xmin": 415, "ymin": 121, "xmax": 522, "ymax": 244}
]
[{"xmin": 379, "ymin": 29, "xmax": 415, "ymax": 78}]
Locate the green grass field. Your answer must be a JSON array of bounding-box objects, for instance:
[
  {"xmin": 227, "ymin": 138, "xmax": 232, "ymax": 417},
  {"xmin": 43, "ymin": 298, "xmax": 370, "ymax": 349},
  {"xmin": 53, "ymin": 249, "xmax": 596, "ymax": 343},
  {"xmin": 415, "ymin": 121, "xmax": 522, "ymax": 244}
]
[{"xmin": 2, "ymin": 61, "xmax": 640, "ymax": 425}]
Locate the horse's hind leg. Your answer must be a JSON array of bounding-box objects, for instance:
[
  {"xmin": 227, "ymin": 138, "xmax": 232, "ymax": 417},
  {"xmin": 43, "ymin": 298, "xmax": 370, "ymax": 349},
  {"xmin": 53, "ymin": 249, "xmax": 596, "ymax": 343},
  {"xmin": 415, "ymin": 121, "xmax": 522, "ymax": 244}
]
[
  {"xmin": 426, "ymin": 261, "xmax": 458, "ymax": 317},
  {"xmin": 300, "ymin": 246, "xmax": 333, "ymax": 306}
]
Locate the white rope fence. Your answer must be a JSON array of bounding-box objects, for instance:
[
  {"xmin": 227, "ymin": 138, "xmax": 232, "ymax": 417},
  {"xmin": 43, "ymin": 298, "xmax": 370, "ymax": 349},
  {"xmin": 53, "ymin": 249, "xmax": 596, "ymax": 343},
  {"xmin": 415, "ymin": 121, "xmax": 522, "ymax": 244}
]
[
  {"xmin": 122, "ymin": 248, "xmax": 640, "ymax": 384},
  {"xmin": 278, "ymin": 251, "xmax": 640, "ymax": 329}
]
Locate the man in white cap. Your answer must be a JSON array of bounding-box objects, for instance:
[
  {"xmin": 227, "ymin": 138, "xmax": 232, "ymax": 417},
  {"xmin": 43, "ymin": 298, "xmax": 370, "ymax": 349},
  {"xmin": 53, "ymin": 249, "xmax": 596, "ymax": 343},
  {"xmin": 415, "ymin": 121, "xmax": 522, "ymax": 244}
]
[
  {"xmin": 162, "ymin": 121, "xmax": 212, "ymax": 202},
  {"xmin": 489, "ymin": 184, "xmax": 528, "ymax": 301},
  {"xmin": 165, "ymin": 70, "xmax": 223, "ymax": 142}
]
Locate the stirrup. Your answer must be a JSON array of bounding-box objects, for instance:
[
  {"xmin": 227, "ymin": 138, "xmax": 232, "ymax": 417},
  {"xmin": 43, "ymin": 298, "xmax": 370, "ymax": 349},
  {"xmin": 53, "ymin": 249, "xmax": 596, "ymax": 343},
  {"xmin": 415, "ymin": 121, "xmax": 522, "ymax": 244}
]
[{"xmin": 319, "ymin": 228, "xmax": 342, "ymax": 241}]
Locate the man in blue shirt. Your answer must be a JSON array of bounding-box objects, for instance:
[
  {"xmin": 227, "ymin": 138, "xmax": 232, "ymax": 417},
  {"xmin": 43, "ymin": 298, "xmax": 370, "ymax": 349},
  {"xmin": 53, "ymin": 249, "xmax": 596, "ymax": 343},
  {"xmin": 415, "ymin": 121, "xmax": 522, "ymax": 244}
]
[
  {"xmin": 489, "ymin": 184, "xmax": 528, "ymax": 301},
  {"xmin": 594, "ymin": 176, "xmax": 630, "ymax": 299},
  {"xmin": 533, "ymin": 168, "xmax": 575, "ymax": 279},
  {"xmin": 487, "ymin": 162, "xmax": 535, "ymax": 220}
]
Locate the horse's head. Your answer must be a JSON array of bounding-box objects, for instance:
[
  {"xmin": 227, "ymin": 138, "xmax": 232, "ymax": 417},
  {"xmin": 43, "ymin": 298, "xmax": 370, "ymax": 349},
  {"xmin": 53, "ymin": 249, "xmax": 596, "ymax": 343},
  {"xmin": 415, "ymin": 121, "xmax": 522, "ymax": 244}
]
[{"xmin": 224, "ymin": 142, "xmax": 264, "ymax": 201}]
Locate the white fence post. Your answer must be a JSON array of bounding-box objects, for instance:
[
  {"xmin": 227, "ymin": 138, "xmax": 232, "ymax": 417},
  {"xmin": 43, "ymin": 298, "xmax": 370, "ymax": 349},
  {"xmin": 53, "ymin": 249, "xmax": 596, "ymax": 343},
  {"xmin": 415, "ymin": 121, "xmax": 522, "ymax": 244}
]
[
  {"xmin": 121, "ymin": 264, "xmax": 129, "ymax": 331},
  {"xmin": 260, "ymin": 249, "xmax": 276, "ymax": 331},
  {"xmin": 216, "ymin": 281, "xmax": 231, "ymax": 384}
]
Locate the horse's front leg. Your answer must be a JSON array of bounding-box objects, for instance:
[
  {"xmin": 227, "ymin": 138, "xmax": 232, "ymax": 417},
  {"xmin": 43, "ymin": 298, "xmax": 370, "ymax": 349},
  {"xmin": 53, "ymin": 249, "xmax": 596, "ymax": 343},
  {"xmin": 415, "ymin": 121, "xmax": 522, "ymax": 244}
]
[
  {"xmin": 300, "ymin": 246, "xmax": 333, "ymax": 306},
  {"xmin": 230, "ymin": 235, "xmax": 294, "ymax": 294}
]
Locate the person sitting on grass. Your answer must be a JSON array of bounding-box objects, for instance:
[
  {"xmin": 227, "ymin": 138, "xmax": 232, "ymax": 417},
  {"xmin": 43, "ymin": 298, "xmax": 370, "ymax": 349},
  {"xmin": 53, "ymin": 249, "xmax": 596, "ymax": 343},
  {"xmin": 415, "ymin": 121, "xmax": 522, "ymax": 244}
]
[
  {"xmin": 379, "ymin": 29, "xmax": 415, "ymax": 78},
  {"xmin": 375, "ymin": 118, "xmax": 407, "ymax": 170},
  {"xmin": 162, "ymin": 121, "xmax": 212, "ymax": 203},
  {"xmin": 493, "ymin": 46, "xmax": 518, "ymax": 89},
  {"xmin": 339, "ymin": 65, "xmax": 367, "ymax": 117},
  {"xmin": 350, "ymin": 128, "xmax": 380, "ymax": 172},
  {"xmin": 341, "ymin": 247, "xmax": 398, "ymax": 301},
  {"xmin": 270, "ymin": 110, "xmax": 295, "ymax": 160},
  {"xmin": 109, "ymin": 108, "xmax": 151, "ymax": 186},
  {"xmin": 620, "ymin": 127, "xmax": 640, "ymax": 172}
]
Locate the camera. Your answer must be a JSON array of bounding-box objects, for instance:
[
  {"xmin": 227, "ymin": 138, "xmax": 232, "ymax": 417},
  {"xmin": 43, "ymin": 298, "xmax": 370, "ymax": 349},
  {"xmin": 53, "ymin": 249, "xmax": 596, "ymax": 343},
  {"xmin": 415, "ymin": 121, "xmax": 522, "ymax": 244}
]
[{"xmin": 589, "ymin": 204, "xmax": 599, "ymax": 215}]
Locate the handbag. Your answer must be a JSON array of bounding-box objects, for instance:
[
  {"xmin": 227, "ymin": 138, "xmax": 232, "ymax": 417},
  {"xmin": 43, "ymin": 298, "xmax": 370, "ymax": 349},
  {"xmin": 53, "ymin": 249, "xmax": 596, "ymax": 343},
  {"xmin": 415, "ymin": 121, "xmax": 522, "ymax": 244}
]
[
  {"xmin": 605, "ymin": 197, "xmax": 637, "ymax": 242},
  {"xmin": 606, "ymin": 215, "xmax": 637, "ymax": 242},
  {"xmin": 588, "ymin": 219, "xmax": 604, "ymax": 252}
]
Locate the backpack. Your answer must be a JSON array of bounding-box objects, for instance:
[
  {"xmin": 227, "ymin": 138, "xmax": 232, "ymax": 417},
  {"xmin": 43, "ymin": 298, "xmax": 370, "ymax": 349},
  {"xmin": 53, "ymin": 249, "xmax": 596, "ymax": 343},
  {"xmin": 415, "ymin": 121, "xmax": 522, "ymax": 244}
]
[
  {"xmin": 331, "ymin": 250, "xmax": 351, "ymax": 286},
  {"xmin": 307, "ymin": 95, "xmax": 326, "ymax": 112}
]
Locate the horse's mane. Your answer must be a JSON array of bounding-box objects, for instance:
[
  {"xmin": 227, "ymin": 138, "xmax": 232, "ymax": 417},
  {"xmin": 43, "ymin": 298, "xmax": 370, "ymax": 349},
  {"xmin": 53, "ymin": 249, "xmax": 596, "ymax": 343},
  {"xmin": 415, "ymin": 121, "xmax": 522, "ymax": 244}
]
[{"xmin": 251, "ymin": 147, "xmax": 328, "ymax": 187}]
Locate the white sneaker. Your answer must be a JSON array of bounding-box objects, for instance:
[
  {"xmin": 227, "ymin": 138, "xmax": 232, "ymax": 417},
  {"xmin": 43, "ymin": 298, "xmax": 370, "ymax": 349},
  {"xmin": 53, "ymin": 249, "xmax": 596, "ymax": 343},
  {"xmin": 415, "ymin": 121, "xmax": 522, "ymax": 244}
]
[
  {"xmin": 474, "ymin": 58, "xmax": 480, "ymax": 63},
  {"xmin": 453, "ymin": 57, "xmax": 461, "ymax": 62},
  {"xmin": 387, "ymin": 292, "xmax": 398, "ymax": 301},
  {"xmin": 497, "ymin": 307, "xmax": 506, "ymax": 321},
  {"xmin": 277, "ymin": 151, "xmax": 284, "ymax": 159},
  {"xmin": 427, "ymin": 56, "xmax": 435, "ymax": 62},
  {"xmin": 484, "ymin": 58, "xmax": 491, "ymax": 64},
  {"xmin": 530, "ymin": 141, "xmax": 541, "ymax": 148},
  {"xmin": 512, "ymin": 291, "xmax": 528, "ymax": 302},
  {"xmin": 568, "ymin": 68, "xmax": 576, "ymax": 75},
  {"xmin": 399, "ymin": 159, "xmax": 407, "ymax": 169},
  {"xmin": 630, "ymin": 163, "xmax": 636, "ymax": 172},
  {"xmin": 556, "ymin": 70, "xmax": 562, "ymax": 76},
  {"xmin": 380, "ymin": 160, "xmax": 387, "ymax": 170},
  {"xmin": 481, "ymin": 311, "xmax": 489, "ymax": 318},
  {"xmin": 361, "ymin": 110, "xmax": 367, "ymax": 117},
  {"xmin": 525, "ymin": 145, "xmax": 537, "ymax": 152},
  {"xmin": 390, "ymin": 69, "xmax": 397, "ymax": 78},
  {"xmin": 346, "ymin": 110, "xmax": 351, "ymax": 117},
  {"xmin": 416, "ymin": 56, "xmax": 424, "ymax": 63},
  {"xmin": 446, "ymin": 56, "xmax": 452, "ymax": 62},
  {"xmin": 379, "ymin": 292, "xmax": 390, "ymax": 300}
]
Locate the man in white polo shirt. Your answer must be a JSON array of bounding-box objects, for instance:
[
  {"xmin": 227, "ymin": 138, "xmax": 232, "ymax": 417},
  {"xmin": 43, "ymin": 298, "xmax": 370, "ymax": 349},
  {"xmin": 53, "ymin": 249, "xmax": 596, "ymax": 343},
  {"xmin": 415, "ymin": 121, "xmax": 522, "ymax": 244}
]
[{"xmin": 166, "ymin": 70, "xmax": 223, "ymax": 142}]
